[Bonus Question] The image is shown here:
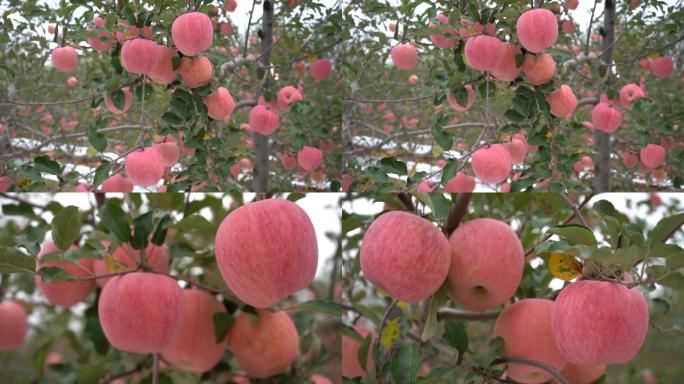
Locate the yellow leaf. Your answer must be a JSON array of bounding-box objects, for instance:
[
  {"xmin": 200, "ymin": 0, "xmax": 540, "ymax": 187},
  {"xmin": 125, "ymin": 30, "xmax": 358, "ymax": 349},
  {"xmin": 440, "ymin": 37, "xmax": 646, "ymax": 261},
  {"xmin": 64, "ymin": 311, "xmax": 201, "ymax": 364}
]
[
  {"xmin": 381, "ymin": 318, "xmax": 400, "ymax": 348},
  {"xmin": 549, "ymin": 253, "xmax": 583, "ymax": 281},
  {"xmin": 432, "ymin": 146, "xmax": 444, "ymax": 158},
  {"xmin": 104, "ymin": 254, "xmax": 127, "ymax": 274}
]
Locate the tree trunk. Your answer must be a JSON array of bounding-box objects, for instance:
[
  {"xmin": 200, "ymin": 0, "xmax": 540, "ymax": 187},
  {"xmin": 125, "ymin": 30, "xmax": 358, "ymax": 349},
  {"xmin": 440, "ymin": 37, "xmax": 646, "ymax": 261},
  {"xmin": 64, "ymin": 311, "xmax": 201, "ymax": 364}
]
[
  {"xmin": 252, "ymin": 0, "xmax": 274, "ymax": 193},
  {"xmin": 594, "ymin": 0, "xmax": 615, "ymax": 192}
]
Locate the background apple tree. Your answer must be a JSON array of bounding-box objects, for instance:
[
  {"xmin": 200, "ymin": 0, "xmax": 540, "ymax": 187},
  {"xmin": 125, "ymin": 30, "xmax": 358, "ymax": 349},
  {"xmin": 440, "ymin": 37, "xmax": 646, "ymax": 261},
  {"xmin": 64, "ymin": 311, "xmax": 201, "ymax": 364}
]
[
  {"xmin": 0, "ymin": 0, "xmax": 346, "ymax": 193},
  {"xmin": 341, "ymin": 0, "xmax": 684, "ymax": 193}
]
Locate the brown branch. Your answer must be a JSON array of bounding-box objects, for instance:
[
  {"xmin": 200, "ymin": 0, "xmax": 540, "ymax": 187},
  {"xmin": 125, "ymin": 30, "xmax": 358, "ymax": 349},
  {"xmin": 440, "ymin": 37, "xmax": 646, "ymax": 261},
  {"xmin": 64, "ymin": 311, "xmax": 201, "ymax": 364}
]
[
  {"xmin": 560, "ymin": 193, "xmax": 589, "ymax": 227},
  {"xmin": 443, "ymin": 193, "xmax": 472, "ymax": 236},
  {"xmin": 344, "ymin": 92, "xmax": 443, "ymax": 104},
  {"xmin": 0, "ymin": 95, "xmax": 94, "ymax": 106},
  {"xmin": 397, "ymin": 192, "xmax": 415, "ymax": 211},
  {"xmin": 436, "ymin": 308, "xmax": 500, "ymax": 321},
  {"xmin": 493, "ymin": 357, "xmax": 569, "ymax": 384}
]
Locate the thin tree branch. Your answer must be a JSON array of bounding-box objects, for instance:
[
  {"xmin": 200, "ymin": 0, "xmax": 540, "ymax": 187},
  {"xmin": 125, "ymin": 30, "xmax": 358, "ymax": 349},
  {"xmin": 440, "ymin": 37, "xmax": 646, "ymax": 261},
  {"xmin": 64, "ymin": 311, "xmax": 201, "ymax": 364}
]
[
  {"xmin": 493, "ymin": 357, "xmax": 569, "ymax": 384},
  {"xmin": 436, "ymin": 308, "xmax": 500, "ymax": 321},
  {"xmin": 443, "ymin": 193, "xmax": 472, "ymax": 236}
]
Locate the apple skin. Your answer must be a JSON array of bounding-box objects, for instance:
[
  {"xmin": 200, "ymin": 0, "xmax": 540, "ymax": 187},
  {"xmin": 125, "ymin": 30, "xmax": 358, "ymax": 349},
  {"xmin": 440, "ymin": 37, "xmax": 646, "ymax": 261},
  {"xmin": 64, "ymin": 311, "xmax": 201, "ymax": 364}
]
[
  {"xmin": 342, "ymin": 325, "xmax": 374, "ymax": 378},
  {"xmin": 98, "ymin": 272, "xmax": 185, "ymax": 353},
  {"xmin": 552, "ymin": 280, "xmax": 649, "ymax": 365},
  {"xmin": 161, "ymin": 289, "xmax": 229, "ymax": 373},
  {"xmin": 228, "ymin": 310, "xmax": 299, "ymax": 378},
  {"xmin": 35, "ymin": 241, "xmax": 96, "ymax": 308},
  {"xmin": 0, "ymin": 301, "xmax": 28, "ymax": 351},
  {"xmin": 310, "ymin": 373, "xmax": 333, "ymax": 384},
  {"xmin": 360, "ymin": 211, "xmax": 451, "ymax": 303},
  {"xmin": 447, "ymin": 218, "xmax": 524, "ymax": 311},
  {"xmin": 557, "ymin": 362, "xmax": 606, "ymax": 384},
  {"xmin": 493, "ymin": 299, "xmax": 567, "ymax": 383},
  {"xmin": 215, "ymin": 199, "xmax": 318, "ymax": 308}
]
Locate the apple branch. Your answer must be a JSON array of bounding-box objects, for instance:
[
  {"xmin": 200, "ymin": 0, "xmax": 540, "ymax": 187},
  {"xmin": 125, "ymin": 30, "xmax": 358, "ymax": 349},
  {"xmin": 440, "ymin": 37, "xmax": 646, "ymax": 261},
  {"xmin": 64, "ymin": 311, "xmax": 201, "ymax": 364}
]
[
  {"xmin": 436, "ymin": 308, "xmax": 500, "ymax": 321},
  {"xmin": 443, "ymin": 193, "xmax": 472, "ymax": 237},
  {"xmin": 559, "ymin": 193, "xmax": 589, "ymax": 227},
  {"xmin": 493, "ymin": 357, "xmax": 569, "ymax": 384}
]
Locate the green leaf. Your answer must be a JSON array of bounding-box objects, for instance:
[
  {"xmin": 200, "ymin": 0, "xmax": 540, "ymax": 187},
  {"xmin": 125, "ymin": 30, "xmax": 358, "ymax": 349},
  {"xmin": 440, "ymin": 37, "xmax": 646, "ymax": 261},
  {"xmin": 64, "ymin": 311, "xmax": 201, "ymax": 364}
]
[
  {"xmin": 34, "ymin": 155, "xmax": 62, "ymax": 176},
  {"xmin": 358, "ymin": 334, "xmax": 372, "ymax": 374},
  {"xmin": 287, "ymin": 192, "xmax": 306, "ymax": 202},
  {"xmin": 590, "ymin": 246, "xmax": 642, "ymax": 267},
  {"xmin": 390, "ymin": 344, "xmax": 421, "ymax": 383},
  {"xmin": 87, "ymin": 123, "xmax": 107, "ymax": 152},
  {"xmin": 648, "ymin": 212, "xmax": 684, "ymax": 246},
  {"xmin": 454, "ymin": 86, "xmax": 469, "ymax": 107},
  {"xmin": 38, "ymin": 266, "xmax": 72, "ymax": 283},
  {"xmin": 213, "ymin": 312, "xmax": 234, "ymax": 343},
  {"xmin": 504, "ymin": 109, "xmax": 525, "ymax": 122},
  {"xmin": 430, "ymin": 193, "xmax": 452, "ymax": 222},
  {"xmin": 379, "ymin": 157, "xmax": 407, "ymax": 175},
  {"xmin": 298, "ymin": 300, "xmax": 342, "ymax": 317},
  {"xmin": 443, "ymin": 320, "xmax": 469, "ymax": 364},
  {"xmin": 171, "ymin": 56, "xmax": 182, "ymax": 70},
  {"xmin": 342, "ymin": 323, "xmax": 363, "ymax": 342},
  {"xmin": 593, "ymin": 200, "xmax": 627, "ymax": 221},
  {"xmin": 84, "ymin": 314, "xmax": 109, "ymax": 355},
  {"xmin": 98, "ymin": 203, "xmax": 130, "ymax": 243},
  {"xmin": 151, "ymin": 215, "xmax": 173, "ymax": 246},
  {"xmin": 0, "ymin": 246, "xmax": 36, "ymax": 273},
  {"xmin": 658, "ymin": 271, "xmax": 684, "ymax": 288},
  {"xmin": 131, "ymin": 212, "xmax": 153, "ymax": 250},
  {"xmin": 51, "ymin": 206, "xmax": 81, "ymax": 251},
  {"xmin": 110, "ymin": 89, "xmax": 125, "ymax": 111},
  {"xmin": 440, "ymin": 160, "xmax": 458, "ymax": 186},
  {"xmin": 431, "ymin": 124, "xmax": 453, "ymax": 151},
  {"xmin": 421, "ymin": 283, "xmax": 449, "ymax": 341},
  {"xmin": 547, "ymin": 224, "xmax": 597, "ymax": 246},
  {"xmin": 93, "ymin": 162, "xmax": 112, "ymax": 187}
]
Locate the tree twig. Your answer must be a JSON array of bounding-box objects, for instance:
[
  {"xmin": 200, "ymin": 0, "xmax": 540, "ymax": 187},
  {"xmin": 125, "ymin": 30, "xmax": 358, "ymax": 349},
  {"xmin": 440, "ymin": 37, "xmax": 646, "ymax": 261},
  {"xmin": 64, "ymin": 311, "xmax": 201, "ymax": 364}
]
[
  {"xmin": 443, "ymin": 193, "xmax": 472, "ymax": 236},
  {"xmin": 493, "ymin": 357, "xmax": 569, "ymax": 384},
  {"xmin": 436, "ymin": 308, "xmax": 500, "ymax": 321}
]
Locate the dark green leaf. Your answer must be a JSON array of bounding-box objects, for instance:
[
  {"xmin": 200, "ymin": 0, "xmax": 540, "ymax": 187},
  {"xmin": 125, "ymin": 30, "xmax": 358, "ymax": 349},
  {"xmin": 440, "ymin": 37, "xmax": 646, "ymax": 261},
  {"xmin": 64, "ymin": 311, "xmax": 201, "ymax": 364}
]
[
  {"xmin": 0, "ymin": 246, "xmax": 36, "ymax": 273},
  {"xmin": 379, "ymin": 157, "xmax": 407, "ymax": 175},
  {"xmin": 547, "ymin": 224, "xmax": 597, "ymax": 246},
  {"xmin": 34, "ymin": 155, "xmax": 62, "ymax": 176},
  {"xmin": 431, "ymin": 124, "xmax": 453, "ymax": 151},
  {"xmin": 151, "ymin": 215, "xmax": 173, "ymax": 246},
  {"xmin": 98, "ymin": 203, "xmax": 130, "ymax": 243},
  {"xmin": 390, "ymin": 343, "xmax": 421, "ymax": 383},
  {"xmin": 358, "ymin": 334, "xmax": 372, "ymax": 374},
  {"xmin": 87, "ymin": 123, "xmax": 107, "ymax": 152},
  {"xmin": 213, "ymin": 312, "xmax": 234, "ymax": 343},
  {"xmin": 298, "ymin": 300, "xmax": 342, "ymax": 316},
  {"xmin": 38, "ymin": 266, "xmax": 72, "ymax": 283},
  {"xmin": 649, "ymin": 212, "xmax": 684, "ymax": 246},
  {"xmin": 51, "ymin": 206, "xmax": 81, "ymax": 251},
  {"xmin": 93, "ymin": 162, "xmax": 112, "ymax": 187},
  {"xmin": 131, "ymin": 212, "xmax": 153, "ymax": 250}
]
